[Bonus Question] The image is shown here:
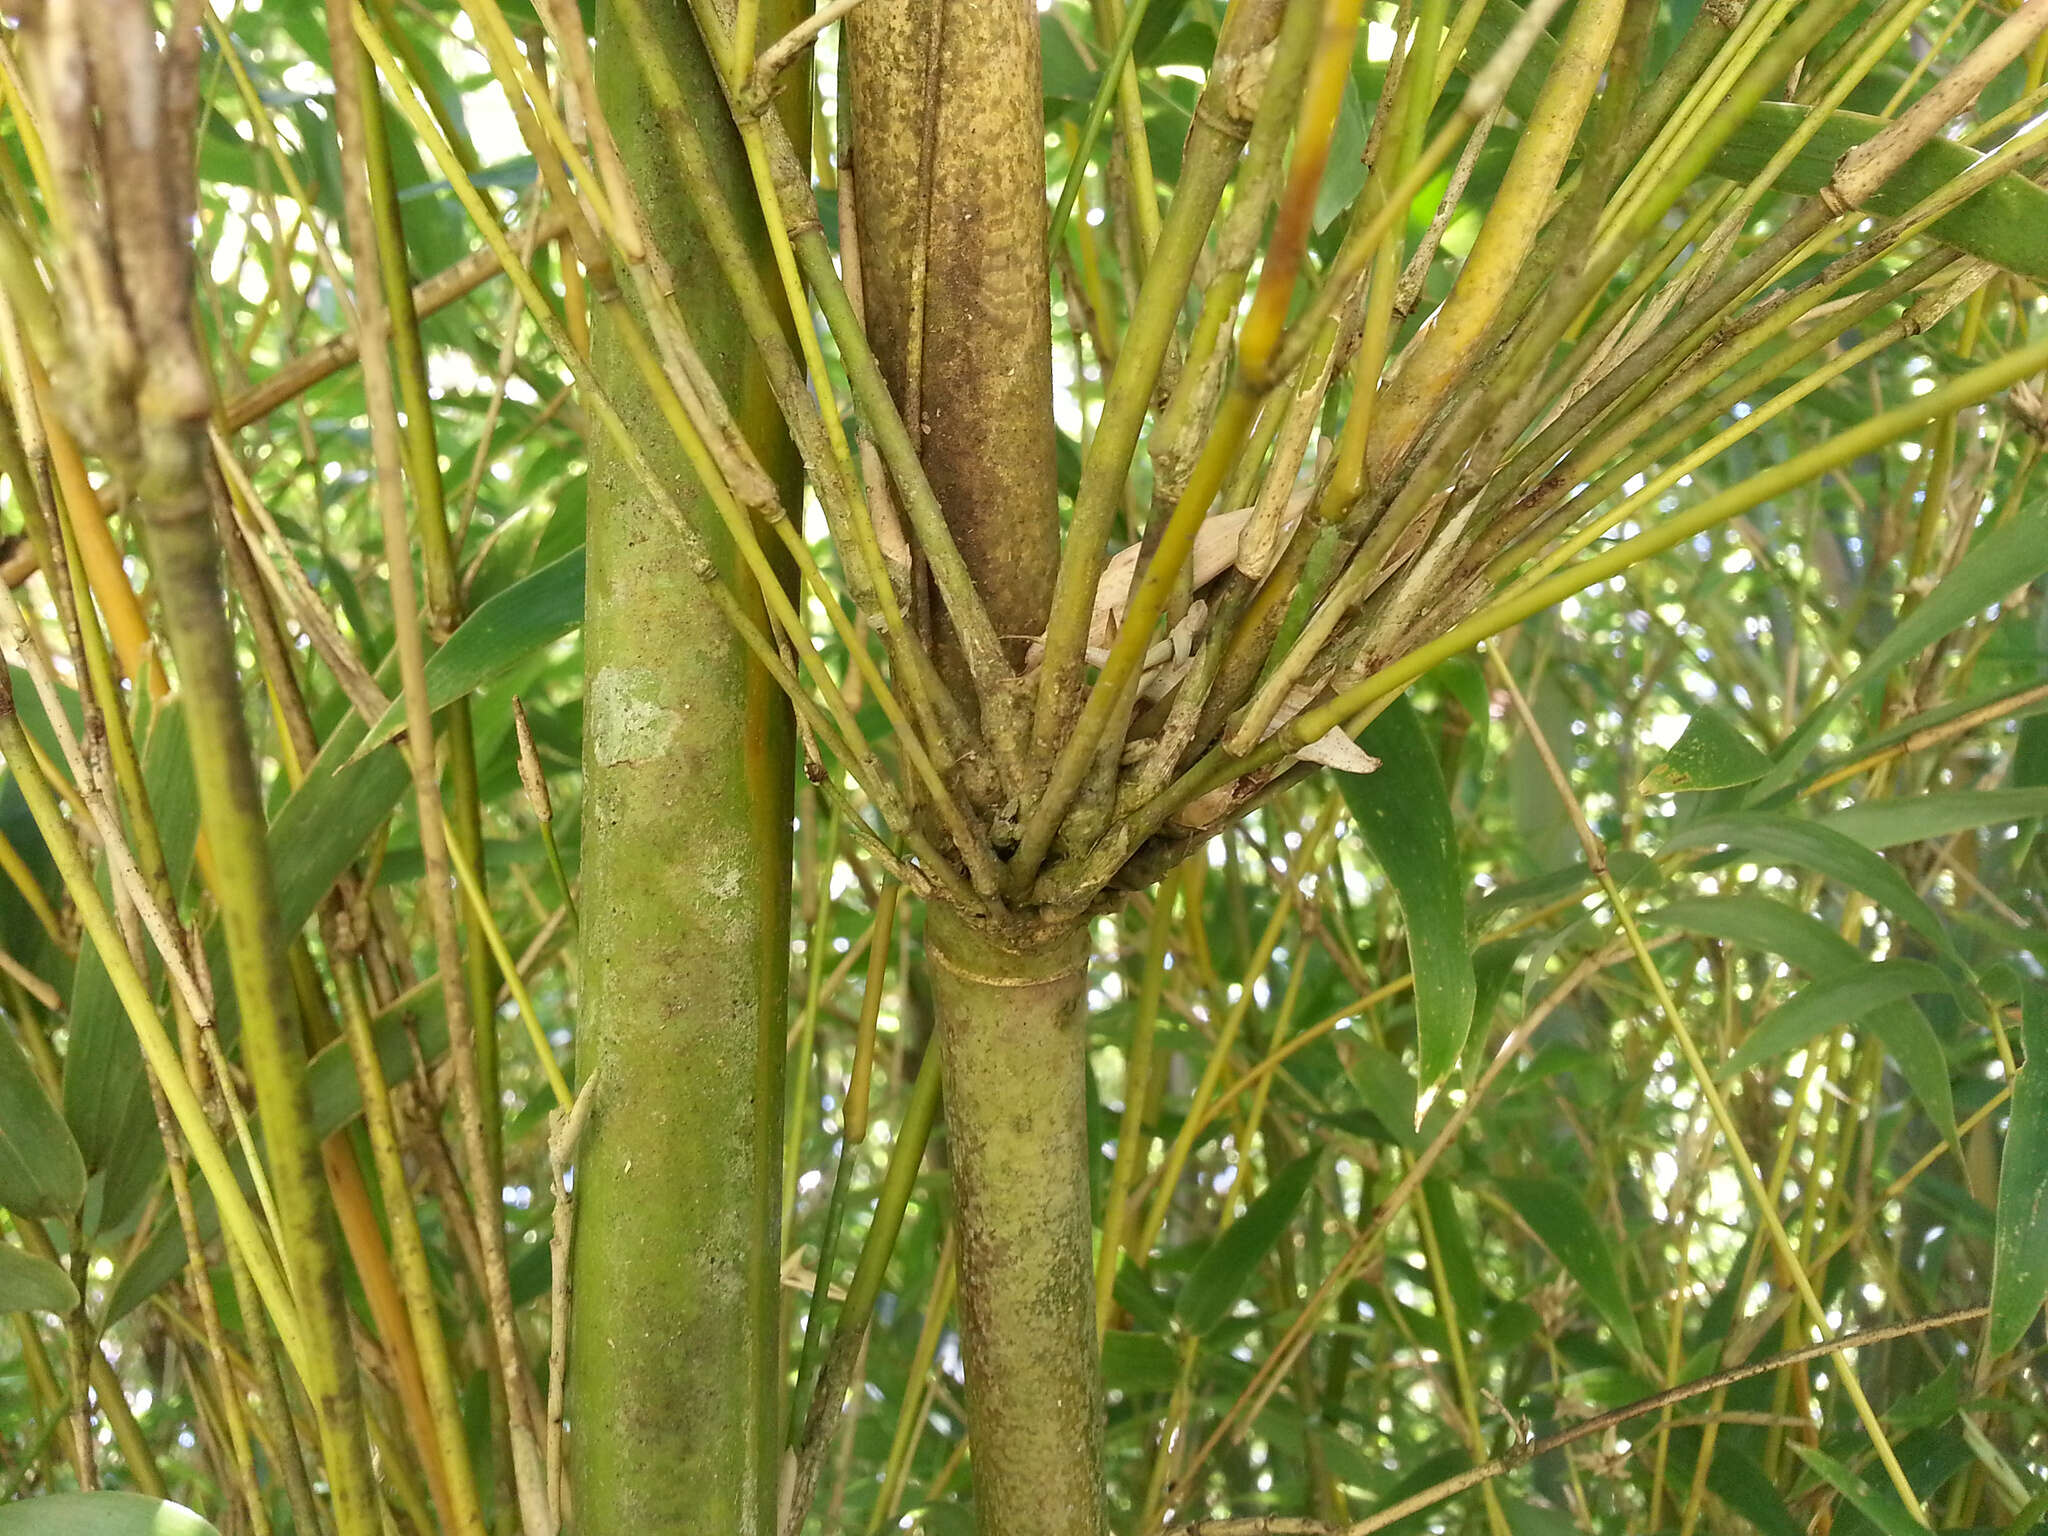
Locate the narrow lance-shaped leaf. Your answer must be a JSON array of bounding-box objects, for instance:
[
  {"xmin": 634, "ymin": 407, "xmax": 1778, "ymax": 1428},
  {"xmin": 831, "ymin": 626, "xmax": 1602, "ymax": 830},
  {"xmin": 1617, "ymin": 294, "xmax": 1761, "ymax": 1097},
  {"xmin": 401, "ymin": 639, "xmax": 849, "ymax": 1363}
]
[
  {"xmin": 1175, "ymin": 1150, "xmax": 1322, "ymax": 1337},
  {"xmin": 1719, "ymin": 959, "xmax": 1957, "ymax": 1145},
  {"xmin": 1495, "ymin": 1175, "xmax": 1645, "ymax": 1360},
  {"xmin": 1348, "ymin": 1039, "xmax": 1419, "ymax": 1151},
  {"xmin": 1790, "ymin": 1445, "xmax": 1924, "ymax": 1536},
  {"xmin": 1661, "ymin": 813, "xmax": 1959, "ymax": 965},
  {"xmin": 1641, "ymin": 894, "xmax": 1861, "ymax": 978},
  {"xmin": 353, "ymin": 544, "xmax": 586, "ymax": 758},
  {"xmin": 1988, "ymin": 983, "xmax": 2048, "ymax": 1355},
  {"xmin": 1820, "ymin": 788, "xmax": 2048, "ymax": 852},
  {"xmin": 1341, "ymin": 696, "xmax": 1476, "ymax": 1086}
]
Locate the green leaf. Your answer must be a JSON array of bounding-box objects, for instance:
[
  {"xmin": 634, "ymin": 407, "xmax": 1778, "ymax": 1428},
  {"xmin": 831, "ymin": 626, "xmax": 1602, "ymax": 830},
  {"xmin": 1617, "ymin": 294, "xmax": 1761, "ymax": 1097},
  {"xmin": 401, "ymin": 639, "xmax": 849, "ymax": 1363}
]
[
  {"xmin": 1495, "ymin": 1176, "xmax": 1644, "ymax": 1359},
  {"xmin": 1346, "ymin": 1039, "xmax": 1418, "ymax": 1150},
  {"xmin": 1661, "ymin": 814, "xmax": 1956, "ymax": 965},
  {"xmin": 1101, "ymin": 1331, "xmax": 1182, "ymax": 1394},
  {"xmin": 1790, "ymin": 1445, "xmax": 1923, "ymax": 1536},
  {"xmin": 0, "ymin": 1244, "xmax": 79, "ymax": 1314},
  {"xmin": 1641, "ymin": 894, "xmax": 1860, "ymax": 977},
  {"xmin": 0, "ymin": 1494, "xmax": 221, "ymax": 1536},
  {"xmin": 1712, "ymin": 103, "xmax": 2048, "ymax": 285},
  {"xmin": 64, "ymin": 701, "xmax": 198, "ymax": 1230},
  {"xmin": 1706, "ymin": 1447, "xmax": 1805, "ymax": 1536},
  {"xmin": 1820, "ymin": 788, "xmax": 2048, "ymax": 851},
  {"xmin": 1720, "ymin": 959, "xmax": 1957, "ymax": 1142},
  {"xmin": 266, "ymin": 738, "xmax": 410, "ymax": 937},
  {"xmin": 351, "ymin": 520, "xmax": 585, "ymax": 759},
  {"xmin": 1314, "ymin": 77, "xmax": 1369, "ymax": 233},
  {"xmin": 1421, "ymin": 1177, "xmax": 1488, "ymax": 1325},
  {"xmin": 1175, "ymin": 1150, "xmax": 1321, "ymax": 1336},
  {"xmin": 1988, "ymin": 983, "xmax": 2048, "ymax": 1354},
  {"xmin": 1341, "ymin": 697, "xmax": 1476, "ymax": 1085},
  {"xmin": 104, "ymin": 1205, "xmax": 200, "ymax": 1328},
  {"xmin": 1641, "ymin": 707, "xmax": 1771, "ymax": 794},
  {"xmin": 0, "ymin": 1015, "xmax": 84, "ymax": 1219},
  {"xmin": 1751, "ymin": 504, "xmax": 2048, "ymax": 802}
]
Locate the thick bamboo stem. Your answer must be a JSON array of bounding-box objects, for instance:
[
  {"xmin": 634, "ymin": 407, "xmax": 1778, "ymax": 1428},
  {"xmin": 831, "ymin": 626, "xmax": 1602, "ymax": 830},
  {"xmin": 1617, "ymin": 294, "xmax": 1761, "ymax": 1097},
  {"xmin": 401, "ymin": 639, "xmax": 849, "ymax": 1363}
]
[
  {"xmin": 567, "ymin": 0, "xmax": 801, "ymax": 1528},
  {"xmin": 926, "ymin": 910, "xmax": 1104, "ymax": 1536},
  {"xmin": 845, "ymin": 0, "xmax": 1062, "ymax": 753}
]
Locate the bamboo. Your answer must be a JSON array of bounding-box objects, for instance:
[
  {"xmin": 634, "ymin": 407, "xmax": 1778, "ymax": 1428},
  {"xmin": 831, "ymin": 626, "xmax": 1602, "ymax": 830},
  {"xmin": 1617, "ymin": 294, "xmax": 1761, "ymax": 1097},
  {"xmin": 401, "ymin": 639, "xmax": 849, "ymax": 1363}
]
[
  {"xmin": 565, "ymin": 0, "xmax": 802, "ymax": 1526},
  {"xmin": 925, "ymin": 908, "xmax": 1104, "ymax": 1536}
]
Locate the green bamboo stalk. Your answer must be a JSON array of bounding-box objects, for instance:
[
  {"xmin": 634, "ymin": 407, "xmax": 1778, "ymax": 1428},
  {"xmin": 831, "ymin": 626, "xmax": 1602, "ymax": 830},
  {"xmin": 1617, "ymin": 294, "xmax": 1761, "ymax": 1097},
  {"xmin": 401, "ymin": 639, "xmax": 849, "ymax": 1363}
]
[
  {"xmin": 925, "ymin": 908, "xmax": 1104, "ymax": 1536},
  {"xmin": 1364, "ymin": 0, "xmax": 1624, "ymax": 479},
  {"xmin": 566, "ymin": 0, "xmax": 801, "ymax": 1526},
  {"xmin": 784, "ymin": 1042, "xmax": 943, "ymax": 1532},
  {"xmin": 1094, "ymin": 865, "xmax": 1179, "ymax": 1336},
  {"xmin": 323, "ymin": 10, "xmax": 554, "ymax": 1531},
  {"xmin": 138, "ymin": 266, "xmax": 392, "ymax": 1536},
  {"xmin": 351, "ymin": 43, "xmax": 504, "ymax": 1185},
  {"xmin": 26, "ymin": 14, "xmax": 382, "ymax": 1524},
  {"xmin": 325, "ymin": 939, "xmax": 488, "ymax": 1535}
]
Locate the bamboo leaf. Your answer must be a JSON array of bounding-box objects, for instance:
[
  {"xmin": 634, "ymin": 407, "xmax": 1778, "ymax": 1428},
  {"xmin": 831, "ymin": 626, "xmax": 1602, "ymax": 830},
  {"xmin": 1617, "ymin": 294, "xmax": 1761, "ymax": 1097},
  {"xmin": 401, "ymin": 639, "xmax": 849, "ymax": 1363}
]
[
  {"xmin": 1495, "ymin": 1176, "xmax": 1644, "ymax": 1359},
  {"xmin": 1712, "ymin": 103, "xmax": 2048, "ymax": 285},
  {"xmin": 1421, "ymin": 1178, "xmax": 1488, "ymax": 1324},
  {"xmin": 1719, "ymin": 959, "xmax": 1958, "ymax": 1141},
  {"xmin": 264, "ymin": 742, "xmax": 410, "ymax": 941},
  {"xmin": 1640, "ymin": 706, "xmax": 1771, "ymax": 794},
  {"xmin": 0, "ymin": 1244, "xmax": 78, "ymax": 1315},
  {"xmin": 0, "ymin": 1013, "xmax": 84, "ymax": 1220},
  {"xmin": 1750, "ymin": 504, "xmax": 2048, "ymax": 802},
  {"xmin": 1641, "ymin": 894, "xmax": 1860, "ymax": 976},
  {"xmin": 0, "ymin": 1494, "xmax": 221, "ymax": 1536},
  {"xmin": 1790, "ymin": 1445, "xmax": 1923, "ymax": 1536},
  {"xmin": 1101, "ymin": 1330, "xmax": 1181, "ymax": 1393},
  {"xmin": 352, "ymin": 543, "xmax": 586, "ymax": 759},
  {"xmin": 1820, "ymin": 788, "xmax": 2048, "ymax": 851},
  {"xmin": 1661, "ymin": 814, "xmax": 1958, "ymax": 965},
  {"xmin": 104, "ymin": 1203, "xmax": 201, "ymax": 1327},
  {"xmin": 1705, "ymin": 1447, "xmax": 1805, "ymax": 1536},
  {"xmin": 1347, "ymin": 1039, "xmax": 1419, "ymax": 1150},
  {"xmin": 1340, "ymin": 697, "xmax": 1476, "ymax": 1085},
  {"xmin": 1988, "ymin": 983, "xmax": 2048, "ymax": 1354},
  {"xmin": 1174, "ymin": 1150, "xmax": 1321, "ymax": 1336},
  {"xmin": 64, "ymin": 701, "xmax": 198, "ymax": 1231}
]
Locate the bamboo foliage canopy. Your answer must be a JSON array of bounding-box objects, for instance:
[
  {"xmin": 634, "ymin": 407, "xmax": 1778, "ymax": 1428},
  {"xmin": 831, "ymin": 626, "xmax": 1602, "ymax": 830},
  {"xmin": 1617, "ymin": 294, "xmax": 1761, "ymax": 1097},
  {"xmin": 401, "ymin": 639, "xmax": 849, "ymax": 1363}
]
[{"xmin": 0, "ymin": 0, "xmax": 2042, "ymax": 1532}]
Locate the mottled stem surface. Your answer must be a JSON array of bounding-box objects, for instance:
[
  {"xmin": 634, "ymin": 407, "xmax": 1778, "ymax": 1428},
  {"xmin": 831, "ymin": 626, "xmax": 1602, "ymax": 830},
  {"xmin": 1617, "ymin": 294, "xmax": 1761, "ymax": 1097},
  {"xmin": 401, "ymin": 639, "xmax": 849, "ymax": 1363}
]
[
  {"xmin": 928, "ymin": 910, "xmax": 1106, "ymax": 1536},
  {"xmin": 569, "ymin": 0, "xmax": 801, "ymax": 1529}
]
